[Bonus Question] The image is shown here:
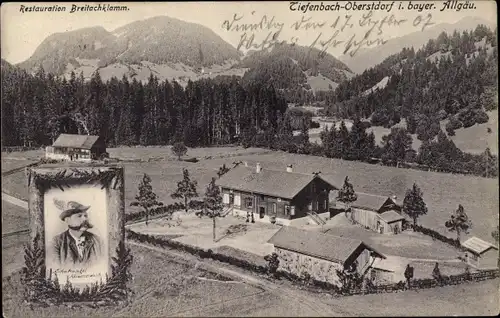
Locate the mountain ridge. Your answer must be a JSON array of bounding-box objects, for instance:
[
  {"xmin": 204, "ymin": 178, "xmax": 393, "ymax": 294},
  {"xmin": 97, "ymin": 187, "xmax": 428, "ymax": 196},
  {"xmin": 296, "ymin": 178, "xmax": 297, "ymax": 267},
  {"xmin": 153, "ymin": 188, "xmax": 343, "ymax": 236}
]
[
  {"xmin": 17, "ymin": 16, "xmax": 243, "ymax": 77},
  {"xmin": 340, "ymin": 16, "xmax": 496, "ymax": 74}
]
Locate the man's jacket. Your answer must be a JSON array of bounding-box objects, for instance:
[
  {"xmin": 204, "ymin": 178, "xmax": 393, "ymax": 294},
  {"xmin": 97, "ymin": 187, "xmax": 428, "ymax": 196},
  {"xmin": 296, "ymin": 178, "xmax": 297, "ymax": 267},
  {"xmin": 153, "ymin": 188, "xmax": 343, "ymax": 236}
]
[{"xmin": 52, "ymin": 230, "xmax": 102, "ymax": 266}]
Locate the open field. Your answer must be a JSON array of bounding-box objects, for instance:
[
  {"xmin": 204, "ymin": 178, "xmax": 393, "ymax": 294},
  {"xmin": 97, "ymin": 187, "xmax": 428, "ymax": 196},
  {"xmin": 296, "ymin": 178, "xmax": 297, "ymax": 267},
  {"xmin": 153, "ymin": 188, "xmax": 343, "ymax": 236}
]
[
  {"xmin": 2, "ymin": 146, "xmax": 498, "ymax": 245},
  {"xmin": 1, "ymin": 159, "xmax": 38, "ymax": 173},
  {"xmin": 2, "ymin": 233, "xmax": 29, "ymax": 278},
  {"xmin": 2, "ymin": 201, "xmax": 29, "ymax": 234},
  {"xmin": 316, "ymin": 278, "xmax": 499, "ymax": 316}
]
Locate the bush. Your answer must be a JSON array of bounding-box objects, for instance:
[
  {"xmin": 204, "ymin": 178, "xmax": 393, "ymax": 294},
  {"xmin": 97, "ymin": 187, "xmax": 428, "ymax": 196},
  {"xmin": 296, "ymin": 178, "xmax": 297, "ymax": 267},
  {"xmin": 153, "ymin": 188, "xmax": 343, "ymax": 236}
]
[
  {"xmin": 448, "ymin": 116, "xmax": 463, "ymax": 130},
  {"xmin": 310, "ymin": 121, "xmax": 320, "ymax": 129},
  {"xmin": 412, "ymin": 224, "xmax": 461, "ymax": 249},
  {"xmin": 360, "ymin": 120, "xmax": 372, "ymax": 129}
]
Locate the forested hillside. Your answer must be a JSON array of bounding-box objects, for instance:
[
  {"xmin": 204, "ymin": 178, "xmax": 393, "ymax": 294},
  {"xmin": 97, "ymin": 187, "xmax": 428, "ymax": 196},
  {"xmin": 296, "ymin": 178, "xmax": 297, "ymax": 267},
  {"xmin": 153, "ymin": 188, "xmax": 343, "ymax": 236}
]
[
  {"xmin": 324, "ymin": 25, "xmax": 497, "ymax": 143},
  {"xmin": 1, "ymin": 65, "xmax": 287, "ymax": 148},
  {"xmin": 238, "ymin": 43, "xmax": 354, "ymax": 105}
]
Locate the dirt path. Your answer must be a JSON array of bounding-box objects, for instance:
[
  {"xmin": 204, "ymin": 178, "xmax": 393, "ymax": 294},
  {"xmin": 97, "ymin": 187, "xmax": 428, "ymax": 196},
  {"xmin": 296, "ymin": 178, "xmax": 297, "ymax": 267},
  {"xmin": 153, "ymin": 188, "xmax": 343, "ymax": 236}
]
[
  {"xmin": 128, "ymin": 241, "xmax": 346, "ymax": 317},
  {"xmin": 2, "ymin": 192, "xmax": 28, "ymax": 210}
]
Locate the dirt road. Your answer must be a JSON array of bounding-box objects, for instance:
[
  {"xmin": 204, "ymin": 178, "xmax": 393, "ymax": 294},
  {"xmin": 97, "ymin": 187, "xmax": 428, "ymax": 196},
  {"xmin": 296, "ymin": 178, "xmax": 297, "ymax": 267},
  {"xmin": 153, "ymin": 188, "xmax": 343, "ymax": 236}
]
[{"xmin": 128, "ymin": 241, "xmax": 348, "ymax": 317}]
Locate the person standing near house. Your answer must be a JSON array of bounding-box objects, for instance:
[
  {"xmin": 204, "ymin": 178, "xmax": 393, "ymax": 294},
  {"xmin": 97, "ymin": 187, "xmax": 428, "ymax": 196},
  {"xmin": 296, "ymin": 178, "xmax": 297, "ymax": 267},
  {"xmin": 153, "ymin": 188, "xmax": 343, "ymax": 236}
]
[
  {"xmin": 432, "ymin": 262, "xmax": 442, "ymax": 286},
  {"xmin": 404, "ymin": 264, "xmax": 414, "ymax": 289}
]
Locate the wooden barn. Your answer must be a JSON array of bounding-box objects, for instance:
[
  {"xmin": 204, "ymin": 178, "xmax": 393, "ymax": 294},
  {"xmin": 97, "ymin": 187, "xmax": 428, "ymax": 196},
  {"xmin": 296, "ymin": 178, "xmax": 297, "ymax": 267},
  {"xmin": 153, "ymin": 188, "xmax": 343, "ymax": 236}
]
[
  {"xmin": 347, "ymin": 193, "xmax": 405, "ymax": 235},
  {"xmin": 45, "ymin": 134, "xmax": 107, "ymax": 162},
  {"xmin": 461, "ymin": 237, "xmax": 499, "ymax": 270},
  {"xmin": 216, "ymin": 163, "xmax": 338, "ymax": 225},
  {"xmin": 268, "ymin": 226, "xmax": 386, "ymax": 286}
]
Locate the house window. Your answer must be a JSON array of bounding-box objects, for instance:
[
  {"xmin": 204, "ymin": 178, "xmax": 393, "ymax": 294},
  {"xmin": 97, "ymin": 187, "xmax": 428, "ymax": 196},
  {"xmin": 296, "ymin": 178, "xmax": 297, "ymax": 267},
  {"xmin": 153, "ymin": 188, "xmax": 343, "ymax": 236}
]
[
  {"xmin": 272, "ymin": 203, "xmax": 277, "ymax": 214},
  {"xmin": 284, "ymin": 205, "xmax": 290, "ymax": 216},
  {"xmin": 245, "ymin": 198, "xmax": 253, "ymax": 208},
  {"xmin": 260, "ymin": 194, "xmax": 265, "ymax": 201},
  {"xmin": 311, "ymin": 183, "xmax": 316, "ymax": 193},
  {"xmin": 291, "ymin": 206, "xmax": 295, "ymax": 216}
]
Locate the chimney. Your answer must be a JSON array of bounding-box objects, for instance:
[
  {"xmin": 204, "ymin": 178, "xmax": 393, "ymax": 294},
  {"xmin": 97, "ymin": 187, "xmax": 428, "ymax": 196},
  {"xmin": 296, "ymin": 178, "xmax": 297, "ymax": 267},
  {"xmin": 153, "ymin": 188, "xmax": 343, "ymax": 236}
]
[
  {"xmin": 391, "ymin": 195, "xmax": 397, "ymax": 204},
  {"xmin": 244, "ymin": 161, "xmax": 248, "ymax": 167},
  {"xmin": 286, "ymin": 164, "xmax": 293, "ymax": 173},
  {"xmin": 256, "ymin": 163, "xmax": 261, "ymax": 173}
]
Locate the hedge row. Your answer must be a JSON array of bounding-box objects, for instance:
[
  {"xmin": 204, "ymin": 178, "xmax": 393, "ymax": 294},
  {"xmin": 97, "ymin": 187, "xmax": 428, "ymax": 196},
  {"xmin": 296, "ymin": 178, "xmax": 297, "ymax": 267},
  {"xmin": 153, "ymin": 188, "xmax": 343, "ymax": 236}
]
[
  {"xmin": 126, "ymin": 230, "xmax": 499, "ymax": 296},
  {"xmin": 125, "ymin": 202, "xmax": 185, "ymax": 223},
  {"xmin": 125, "ymin": 229, "xmax": 268, "ymax": 274},
  {"xmin": 411, "ymin": 224, "xmax": 463, "ymax": 249}
]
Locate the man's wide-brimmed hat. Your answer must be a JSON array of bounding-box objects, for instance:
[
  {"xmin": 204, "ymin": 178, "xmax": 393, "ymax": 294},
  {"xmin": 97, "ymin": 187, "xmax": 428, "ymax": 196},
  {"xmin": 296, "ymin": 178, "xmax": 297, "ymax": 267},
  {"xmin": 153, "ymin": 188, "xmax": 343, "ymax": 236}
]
[{"xmin": 54, "ymin": 199, "xmax": 90, "ymax": 220}]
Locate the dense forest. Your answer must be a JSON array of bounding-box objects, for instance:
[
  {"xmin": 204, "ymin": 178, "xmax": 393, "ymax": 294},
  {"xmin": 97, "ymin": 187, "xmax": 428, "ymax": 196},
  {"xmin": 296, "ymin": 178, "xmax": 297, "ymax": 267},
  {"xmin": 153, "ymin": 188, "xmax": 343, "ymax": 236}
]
[
  {"xmin": 1, "ymin": 66, "xmax": 287, "ymax": 148},
  {"xmin": 1, "ymin": 62, "xmax": 497, "ymax": 178},
  {"xmin": 324, "ymin": 25, "xmax": 498, "ymax": 141}
]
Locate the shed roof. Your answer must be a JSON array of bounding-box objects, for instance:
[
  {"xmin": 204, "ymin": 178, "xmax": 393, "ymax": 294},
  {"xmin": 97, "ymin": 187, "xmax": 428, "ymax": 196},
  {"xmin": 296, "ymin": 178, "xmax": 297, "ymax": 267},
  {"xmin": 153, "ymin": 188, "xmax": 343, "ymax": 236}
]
[
  {"xmin": 462, "ymin": 236, "xmax": 498, "ymax": 255},
  {"xmin": 216, "ymin": 165, "xmax": 338, "ymax": 199},
  {"xmin": 351, "ymin": 193, "xmax": 398, "ymax": 212},
  {"xmin": 52, "ymin": 134, "xmax": 101, "ymax": 149},
  {"xmin": 267, "ymin": 226, "xmax": 386, "ymax": 265},
  {"xmin": 379, "ymin": 211, "xmax": 405, "ymax": 223}
]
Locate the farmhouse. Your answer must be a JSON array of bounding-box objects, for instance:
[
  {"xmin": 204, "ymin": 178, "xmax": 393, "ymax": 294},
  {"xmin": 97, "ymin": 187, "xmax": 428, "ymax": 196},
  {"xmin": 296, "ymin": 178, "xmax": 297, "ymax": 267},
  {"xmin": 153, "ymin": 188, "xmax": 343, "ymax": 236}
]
[
  {"xmin": 461, "ymin": 236, "xmax": 499, "ymax": 270},
  {"xmin": 268, "ymin": 226, "xmax": 386, "ymax": 286},
  {"xmin": 45, "ymin": 134, "xmax": 107, "ymax": 162},
  {"xmin": 216, "ymin": 163, "xmax": 338, "ymax": 225},
  {"xmin": 347, "ymin": 193, "xmax": 405, "ymax": 235}
]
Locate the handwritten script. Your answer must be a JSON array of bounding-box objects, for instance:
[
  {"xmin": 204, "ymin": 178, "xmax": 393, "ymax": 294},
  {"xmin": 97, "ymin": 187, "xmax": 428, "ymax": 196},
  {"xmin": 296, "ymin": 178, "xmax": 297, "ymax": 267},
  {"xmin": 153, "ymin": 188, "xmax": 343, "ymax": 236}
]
[{"xmin": 221, "ymin": 10, "xmax": 435, "ymax": 57}]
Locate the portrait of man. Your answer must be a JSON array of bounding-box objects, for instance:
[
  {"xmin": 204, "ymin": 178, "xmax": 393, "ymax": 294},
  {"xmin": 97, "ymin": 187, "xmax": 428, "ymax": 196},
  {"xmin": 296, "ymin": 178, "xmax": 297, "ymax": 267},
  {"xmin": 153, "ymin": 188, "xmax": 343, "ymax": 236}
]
[{"xmin": 52, "ymin": 199, "xmax": 103, "ymax": 267}]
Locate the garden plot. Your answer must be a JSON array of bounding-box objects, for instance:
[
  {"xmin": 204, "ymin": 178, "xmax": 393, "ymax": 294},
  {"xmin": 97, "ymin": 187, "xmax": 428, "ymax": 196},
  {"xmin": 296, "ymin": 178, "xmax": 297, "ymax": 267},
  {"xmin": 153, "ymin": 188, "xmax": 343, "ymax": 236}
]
[{"xmin": 128, "ymin": 213, "xmax": 280, "ymax": 257}]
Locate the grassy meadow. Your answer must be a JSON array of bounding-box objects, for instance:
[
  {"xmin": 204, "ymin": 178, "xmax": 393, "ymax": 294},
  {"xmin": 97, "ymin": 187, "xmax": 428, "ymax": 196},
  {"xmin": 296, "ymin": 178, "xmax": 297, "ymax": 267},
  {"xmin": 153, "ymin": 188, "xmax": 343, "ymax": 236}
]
[{"xmin": 2, "ymin": 145, "xmax": 498, "ymax": 244}]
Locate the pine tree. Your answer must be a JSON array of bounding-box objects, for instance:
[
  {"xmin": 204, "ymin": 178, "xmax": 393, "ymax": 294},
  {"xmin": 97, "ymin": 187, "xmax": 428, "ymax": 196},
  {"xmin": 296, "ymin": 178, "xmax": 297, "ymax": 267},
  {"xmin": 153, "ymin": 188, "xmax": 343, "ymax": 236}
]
[
  {"xmin": 338, "ymin": 121, "xmax": 350, "ymax": 159},
  {"xmin": 492, "ymin": 226, "xmax": 499, "ymax": 243},
  {"xmin": 444, "ymin": 204, "xmax": 472, "ymax": 242},
  {"xmin": 172, "ymin": 142, "xmax": 188, "ymax": 160},
  {"xmin": 402, "ymin": 183, "xmax": 428, "ymax": 228},
  {"xmin": 336, "ymin": 176, "xmax": 358, "ymax": 218},
  {"xmin": 201, "ymin": 177, "xmax": 224, "ymax": 242},
  {"xmin": 381, "ymin": 127, "xmax": 413, "ymax": 167},
  {"xmin": 348, "ymin": 118, "xmax": 369, "ymax": 161},
  {"xmin": 171, "ymin": 168, "xmax": 198, "ymax": 213},
  {"xmin": 130, "ymin": 174, "xmax": 164, "ymax": 226}
]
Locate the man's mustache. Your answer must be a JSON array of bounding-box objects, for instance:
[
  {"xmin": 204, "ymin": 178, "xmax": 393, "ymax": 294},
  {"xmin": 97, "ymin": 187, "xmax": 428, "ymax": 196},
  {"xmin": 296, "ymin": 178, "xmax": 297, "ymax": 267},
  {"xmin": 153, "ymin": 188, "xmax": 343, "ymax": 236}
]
[{"xmin": 68, "ymin": 220, "xmax": 94, "ymax": 230}]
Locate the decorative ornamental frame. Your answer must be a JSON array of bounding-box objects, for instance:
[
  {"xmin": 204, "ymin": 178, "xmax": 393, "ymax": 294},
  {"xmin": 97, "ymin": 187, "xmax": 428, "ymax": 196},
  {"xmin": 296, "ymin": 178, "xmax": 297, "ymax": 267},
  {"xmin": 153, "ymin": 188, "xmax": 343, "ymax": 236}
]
[{"xmin": 22, "ymin": 164, "xmax": 133, "ymax": 307}]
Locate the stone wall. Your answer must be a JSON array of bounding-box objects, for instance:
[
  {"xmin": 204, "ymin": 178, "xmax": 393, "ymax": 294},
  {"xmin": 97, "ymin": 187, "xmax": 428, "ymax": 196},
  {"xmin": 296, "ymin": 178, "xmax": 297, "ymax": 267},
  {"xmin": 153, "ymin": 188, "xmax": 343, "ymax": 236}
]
[{"xmin": 275, "ymin": 247, "xmax": 342, "ymax": 286}]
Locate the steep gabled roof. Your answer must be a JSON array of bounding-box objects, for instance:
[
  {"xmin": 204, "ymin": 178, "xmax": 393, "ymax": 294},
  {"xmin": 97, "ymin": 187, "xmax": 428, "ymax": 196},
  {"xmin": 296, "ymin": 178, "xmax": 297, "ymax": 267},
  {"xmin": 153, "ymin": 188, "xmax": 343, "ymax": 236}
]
[
  {"xmin": 462, "ymin": 236, "xmax": 498, "ymax": 255},
  {"xmin": 351, "ymin": 193, "xmax": 398, "ymax": 212},
  {"xmin": 52, "ymin": 134, "xmax": 101, "ymax": 149},
  {"xmin": 379, "ymin": 211, "xmax": 405, "ymax": 223},
  {"xmin": 268, "ymin": 226, "xmax": 385, "ymax": 265},
  {"xmin": 216, "ymin": 165, "xmax": 338, "ymax": 199}
]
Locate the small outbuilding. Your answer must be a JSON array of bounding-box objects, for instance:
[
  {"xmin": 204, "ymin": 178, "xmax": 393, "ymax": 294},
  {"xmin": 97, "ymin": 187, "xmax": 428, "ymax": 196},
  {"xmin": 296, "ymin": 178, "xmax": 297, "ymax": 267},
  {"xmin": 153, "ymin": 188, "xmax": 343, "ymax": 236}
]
[
  {"xmin": 343, "ymin": 193, "xmax": 405, "ymax": 234},
  {"xmin": 461, "ymin": 236, "xmax": 499, "ymax": 270},
  {"xmin": 267, "ymin": 226, "xmax": 386, "ymax": 286},
  {"xmin": 45, "ymin": 134, "xmax": 107, "ymax": 162}
]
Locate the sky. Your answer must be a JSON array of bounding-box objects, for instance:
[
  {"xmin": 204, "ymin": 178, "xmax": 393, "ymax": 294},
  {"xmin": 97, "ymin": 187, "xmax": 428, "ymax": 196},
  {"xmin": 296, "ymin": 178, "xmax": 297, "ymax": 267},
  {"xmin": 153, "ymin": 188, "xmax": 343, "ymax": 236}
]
[{"xmin": 1, "ymin": 1, "xmax": 497, "ymax": 64}]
